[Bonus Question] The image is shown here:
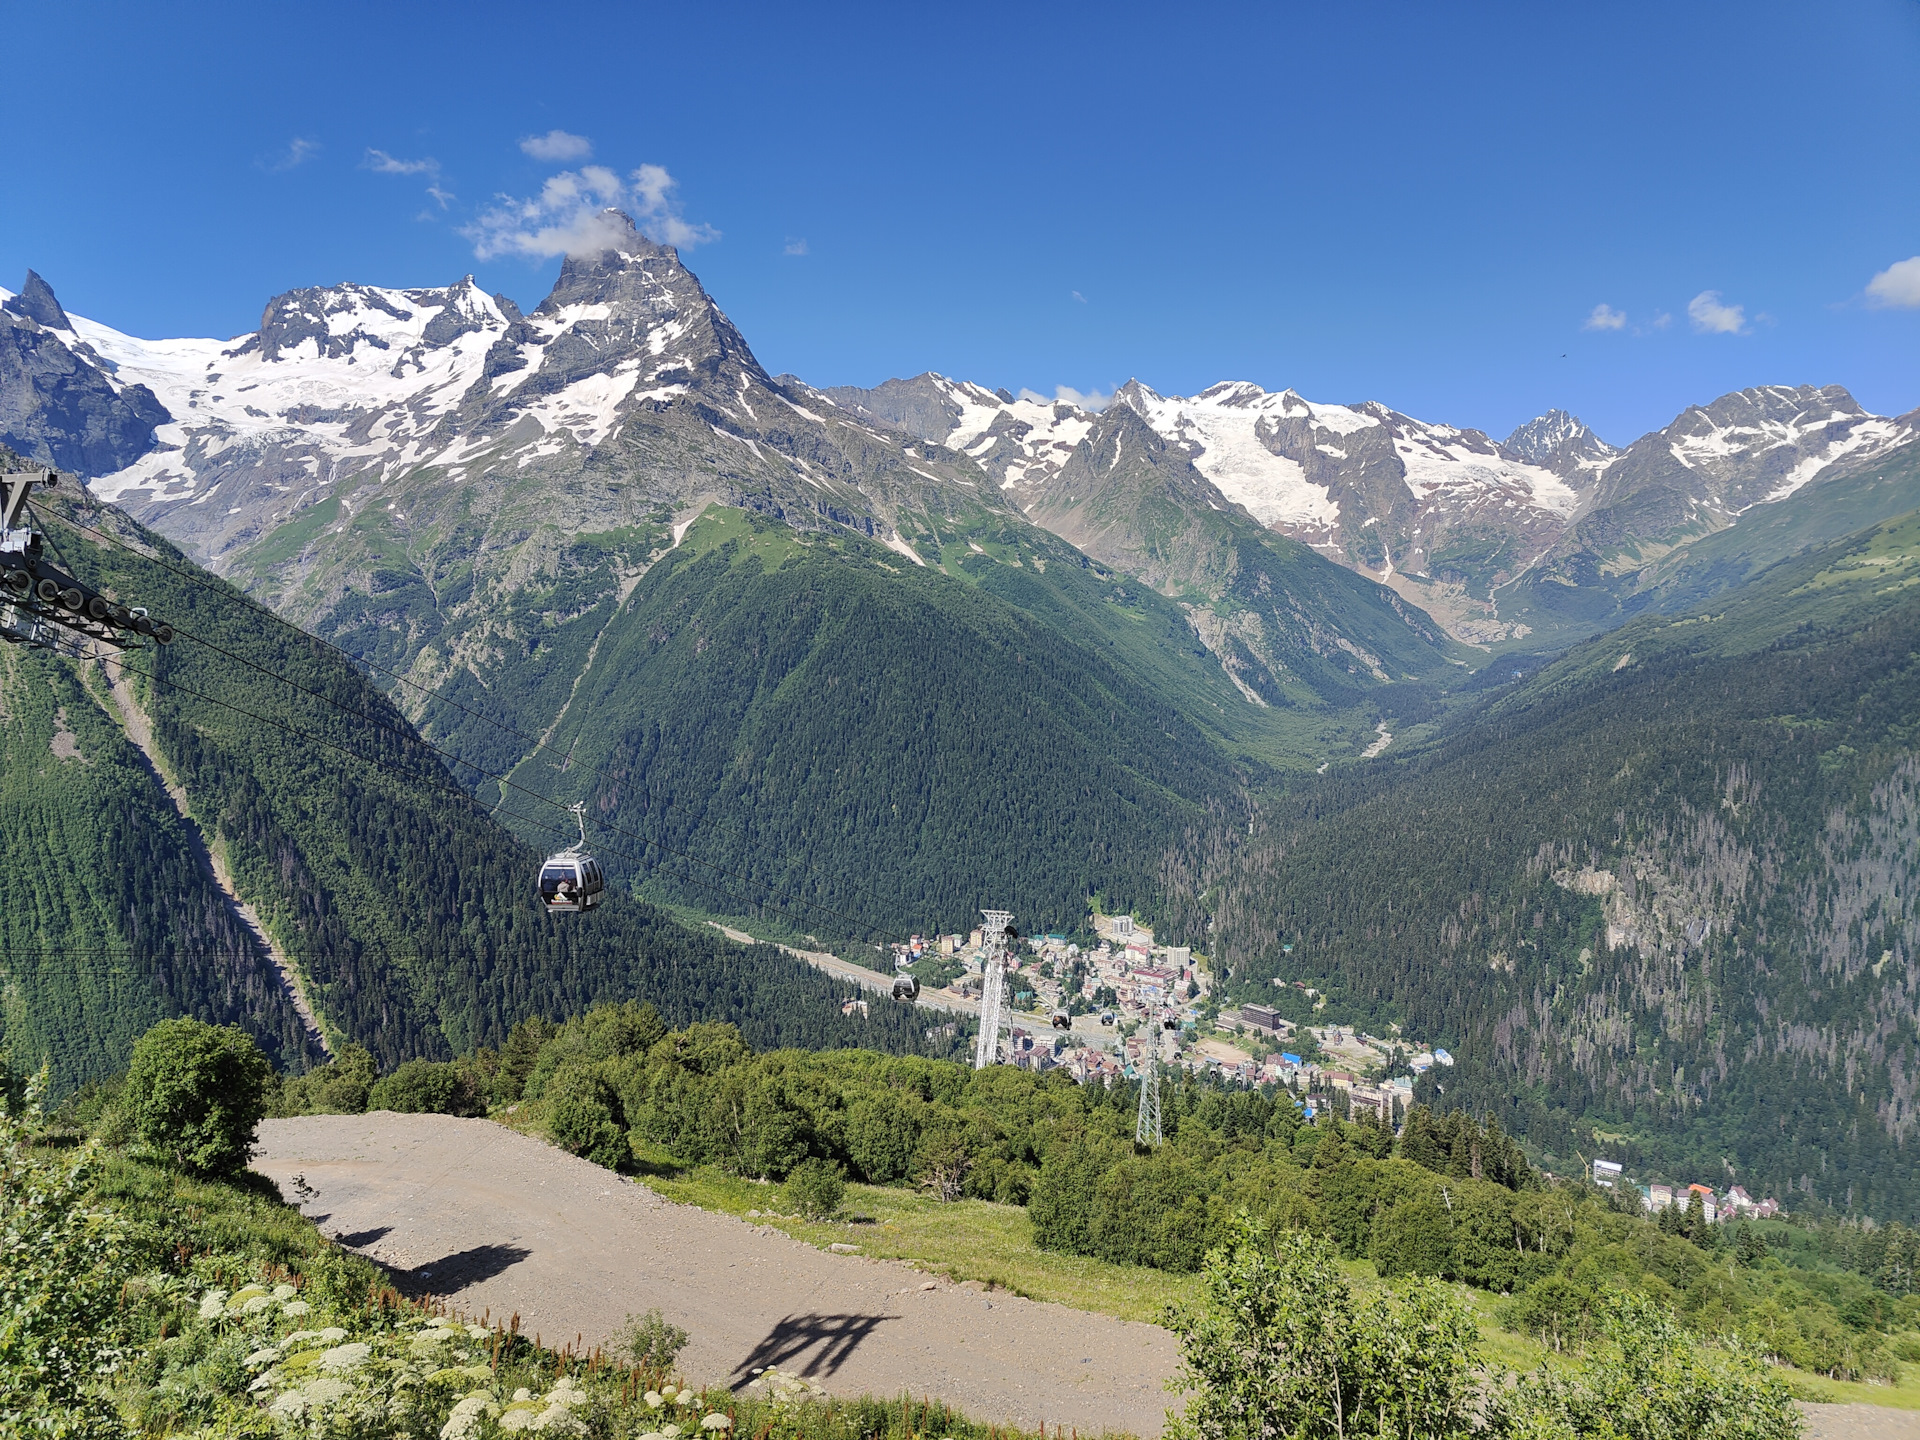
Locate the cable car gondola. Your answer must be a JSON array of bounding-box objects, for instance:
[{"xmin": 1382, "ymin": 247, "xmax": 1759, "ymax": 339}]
[
  {"xmin": 1161, "ymin": 1008, "xmax": 1181, "ymax": 1032},
  {"xmin": 539, "ymin": 803, "xmax": 604, "ymax": 914},
  {"xmin": 1050, "ymin": 1007, "xmax": 1072, "ymax": 1031},
  {"xmin": 891, "ymin": 974, "xmax": 920, "ymax": 1002}
]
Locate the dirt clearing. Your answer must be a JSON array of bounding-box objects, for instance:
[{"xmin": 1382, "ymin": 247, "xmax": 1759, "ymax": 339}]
[{"xmin": 253, "ymin": 1114, "xmax": 1178, "ymax": 1436}]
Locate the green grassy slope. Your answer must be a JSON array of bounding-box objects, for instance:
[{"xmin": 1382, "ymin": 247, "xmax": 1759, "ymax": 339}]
[{"xmin": 1209, "ymin": 508, "xmax": 1920, "ymax": 1216}]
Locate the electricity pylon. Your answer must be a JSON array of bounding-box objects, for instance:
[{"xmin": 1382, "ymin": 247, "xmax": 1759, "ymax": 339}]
[
  {"xmin": 1135, "ymin": 1023, "xmax": 1163, "ymax": 1145},
  {"xmin": 972, "ymin": 910, "xmax": 1013, "ymax": 1070}
]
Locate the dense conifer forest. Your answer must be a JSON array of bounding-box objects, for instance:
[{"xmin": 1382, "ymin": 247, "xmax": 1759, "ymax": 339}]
[{"xmin": 1206, "ymin": 512, "xmax": 1920, "ymax": 1217}]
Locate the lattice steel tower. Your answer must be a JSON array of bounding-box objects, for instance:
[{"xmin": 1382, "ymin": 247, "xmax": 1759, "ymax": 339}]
[
  {"xmin": 972, "ymin": 910, "xmax": 1013, "ymax": 1070},
  {"xmin": 1135, "ymin": 1025, "xmax": 1163, "ymax": 1145}
]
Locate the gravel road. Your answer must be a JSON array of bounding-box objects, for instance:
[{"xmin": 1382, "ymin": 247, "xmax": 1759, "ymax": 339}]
[
  {"xmin": 251, "ymin": 1113, "xmax": 1902, "ymax": 1440},
  {"xmin": 253, "ymin": 1114, "xmax": 1178, "ymax": 1436}
]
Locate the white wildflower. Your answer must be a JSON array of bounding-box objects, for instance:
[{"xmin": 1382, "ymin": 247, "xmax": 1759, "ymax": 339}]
[
  {"xmin": 661, "ymin": 1424, "xmax": 682, "ymax": 1438},
  {"xmin": 319, "ymin": 1341, "xmax": 371, "ymax": 1371},
  {"xmin": 241, "ymin": 1293, "xmax": 277, "ymax": 1315},
  {"xmin": 702, "ymin": 1414, "xmax": 733, "ymax": 1430},
  {"xmin": 245, "ymin": 1346, "xmax": 282, "ymax": 1368},
  {"xmin": 440, "ymin": 1392, "xmax": 500, "ymax": 1440},
  {"xmin": 268, "ymin": 1391, "xmax": 309, "ymax": 1418},
  {"xmin": 271, "ymin": 1283, "xmax": 298, "ymax": 1301},
  {"xmin": 198, "ymin": 1290, "xmax": 228, "ymax": 1319},
  {"xmin": 466, "ymin": 1323, "xmax": 491, "ymax": 1340},
  {"xmin": 227, "ymin": 1285, "xmax": 270, "ymax": 1311},
  {"xmin": 303, "ymin": 1377, "xmax": 352, "ymax": 1405},
  {"xmin": 513, "ymin": 1388, "xmax": 533, "ymax": 1401},
  {"xmin": 281, "ymin": 1300, "xmax": 311, "ymax": 1317},
  {"xmin": 645, "ymin": 1391, "xmax": 665, "ymax": 1409}
]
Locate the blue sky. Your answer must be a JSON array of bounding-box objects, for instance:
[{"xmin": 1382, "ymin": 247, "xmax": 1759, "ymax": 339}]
[{"xmin": 6, "ymin": 0, "xmax": 1919, "ymax": 443}]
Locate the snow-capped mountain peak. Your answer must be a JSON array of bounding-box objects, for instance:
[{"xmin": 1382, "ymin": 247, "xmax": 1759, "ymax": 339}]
[{"xmin": 1501, "ymin": 408, "xmax": 1617, "ymax": 481}]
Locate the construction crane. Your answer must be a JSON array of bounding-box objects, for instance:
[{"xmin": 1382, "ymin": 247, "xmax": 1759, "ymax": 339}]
[{"xmin": 972, "ymin": 909, "xmax": 1015, "ymax": 1070}]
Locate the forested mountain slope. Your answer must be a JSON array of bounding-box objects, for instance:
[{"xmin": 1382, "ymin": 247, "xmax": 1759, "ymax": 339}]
[
  {"xmin": 1209, "ymin": 507, "xmax": 1920, "ymax": 1217},
  {"xmin": 0, "ymin": 487, "xmax": 939, "ymax": 1093},
  {"xmin": 0, "ymin": 639, "xmax": 320, "ymax": 1090},
  {"xmin": 483, "ymin": 505, "xmax": 1248, "ymax": 942}
]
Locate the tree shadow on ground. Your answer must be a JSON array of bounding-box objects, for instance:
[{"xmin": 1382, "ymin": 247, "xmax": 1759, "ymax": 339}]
[
  {"xmin": 729, "ymin": 1312, "xmax": 900, "ymax": 1384},
  {"xmin": 392, "ymin": 1242, "xmax": 533, "ymax": 1298}
]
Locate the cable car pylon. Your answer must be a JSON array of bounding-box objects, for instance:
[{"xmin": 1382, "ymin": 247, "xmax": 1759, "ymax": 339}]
[
  {"xmin": 2, "ymin": 470, "xmax": 172, "ymax": 653},
  {"xmin": 1136, "ymin": 1024, "xmax": 1163, "ymax": 1145},
  {"xmin": 972, "ymin": 910, "xmax": 1015, "ymax": 1070}
]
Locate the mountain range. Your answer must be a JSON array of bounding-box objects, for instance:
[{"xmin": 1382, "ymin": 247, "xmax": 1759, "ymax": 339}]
[{"xmin": 3, "ymin": 210, "xmax": 1918, "ymax": 1216}]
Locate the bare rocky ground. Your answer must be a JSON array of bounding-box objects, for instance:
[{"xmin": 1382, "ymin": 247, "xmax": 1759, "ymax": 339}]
[
  {"xmin": 253, "ymin": 1114, "xmax": 1177, "ymax": 1436},
  {"xmin": 252, "ymin": 1113, "xmax": 1908, "ymax": 1439}
]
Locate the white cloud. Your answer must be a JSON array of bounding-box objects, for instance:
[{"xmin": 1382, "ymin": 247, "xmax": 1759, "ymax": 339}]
[
  {"xmin": 464, "ymin": 162, "xmax": 718, "ymax": 260},
  {"xmin": 425, "ymin": 184, "xmax": 455, "ymax": 210},
  {"xmin": 783, "ymin": 237, "xmax": 808, "ymax": 256},
  {"xmin": 1018, "ymin": 385, "xmax": 1114, "ymax": 412},
  {"xmin": 1072, "ymin": 290, "xmax": 1087, "ymax": 304},
  {"xmin": 521, "ymin": 129, "xmax": 593, "ymax": 163},
  {"xmin": 1687, "ymin": 290, "xmax": 1747, "ymax": 334},
  {"xmin": 364, "ymin": 149, "xmax": 440, "ymax": 176},
  {"xmin": 1583, "ymin": 303, "xmax": 1626, "ymax": 331},
  {"xmin": 266, "ymin": 138, "xmax": 319, "ymax": 172},
  {"xmin": 1866, "ymin": 256, "xmax": 1920, "ymax": 309}
]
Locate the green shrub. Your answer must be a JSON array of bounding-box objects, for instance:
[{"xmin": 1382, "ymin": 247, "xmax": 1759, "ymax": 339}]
[
  {"xmin": 275, "ymin": 1044, "xmax": 377, "ymax": 1116},
  {"xmin": 614, "ymin": 1307, "xmax": 690, "ymax": 1372},
  {"xmin": 1163, "ymin": 1215, "xmax": 1481, "ymax": 1440},
  {"xmin": 784, "ymin": 1157, "xmax": 846, "ymax": 1219},
  {"xmin": 367, "ymin": 1059, "xmax": 488, "ymax": 1117},
  {"xmin": 1488, "ymin": 1292, "xmax": 1799, "ymax": 1439},
  {"xmin": 547, "ymin": 1086, "xmax": 630, "ymax": 1169},
  {"xmin": 124, "ymin": 1019, "xmax": 271, "ymax": 1176}
]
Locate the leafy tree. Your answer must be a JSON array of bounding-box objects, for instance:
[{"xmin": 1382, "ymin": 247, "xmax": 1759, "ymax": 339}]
[{"xmin": 123, "ymin": 1019, "xmax": 271, "ymax": 1176}]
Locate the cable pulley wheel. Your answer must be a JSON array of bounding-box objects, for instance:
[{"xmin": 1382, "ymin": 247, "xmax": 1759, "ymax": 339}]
[
  {"xmin": 132, "ymin": 614, "xmax": 154, "ymax": 636},
  {"xmin": 87, "ymin": 596, "xmax": 110, "ymax": 621},
  {"xmin": 35, "ymin": 578, "xmax": 60, "ymax": 603},
  {"xmin": 152, "ymin": 624, "xmax": 174, "ymax": 645},
  {"xmin": 59, "ymin": 588, "xmax": 83, "ymax": 611},
  {"xmin": 4, "ymin": 570, "xmax": 28, "ymax": 595}
]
